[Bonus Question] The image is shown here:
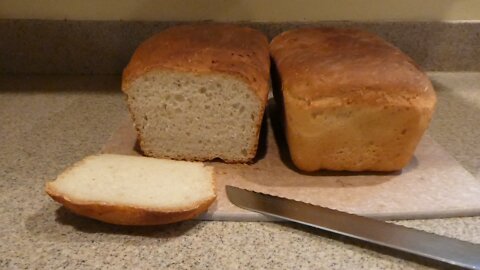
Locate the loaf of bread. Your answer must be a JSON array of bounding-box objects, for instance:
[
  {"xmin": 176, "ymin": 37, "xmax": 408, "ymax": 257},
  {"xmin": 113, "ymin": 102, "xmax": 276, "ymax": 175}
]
[
  {"xmin": 270, "ymin": 28, "xmax": 436, "ymax": 172},
  {"xmin": 45, "ymin": 154, "xmax": 216, "ymax": 225},
  {"xmin": 122, "ymin": 24, "xmax": 270, "ymax": 162}
]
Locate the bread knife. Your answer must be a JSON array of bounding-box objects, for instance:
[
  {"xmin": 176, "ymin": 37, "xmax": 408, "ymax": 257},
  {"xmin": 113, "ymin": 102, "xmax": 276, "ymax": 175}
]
[{"xmin": 225, "ymin": 186, "xmax": 480, "ymax": 269}]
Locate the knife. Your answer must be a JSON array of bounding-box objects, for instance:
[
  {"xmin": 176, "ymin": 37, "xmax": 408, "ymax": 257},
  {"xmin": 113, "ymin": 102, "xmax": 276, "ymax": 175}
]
[{"xmin": 225, "ymin": 186, "xmax": 480, "ymax": 270}]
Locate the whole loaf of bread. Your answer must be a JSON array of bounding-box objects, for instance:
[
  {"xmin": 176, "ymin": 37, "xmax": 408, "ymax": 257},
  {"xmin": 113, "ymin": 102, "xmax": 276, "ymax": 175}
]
[{"xmin": 270, "ymin": 28, "xmax": 436, "ymax": 172}]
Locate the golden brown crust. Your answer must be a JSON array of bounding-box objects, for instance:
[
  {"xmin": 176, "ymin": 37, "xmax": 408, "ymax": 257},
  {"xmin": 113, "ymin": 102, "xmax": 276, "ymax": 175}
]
[
  {"xmin": 122, "ymin": 24, "xmax": 270, "ymax": 103},
  {"xmin": 44, "ymin": 160, "xmax": 217, "ymax": 225},
  {"xmin": 270, "ymin": 28, "xmax": 437, "ymax": 172},
  {"xmin": 45, "ymin": 183, "xmax": 215, "ymax": 225},
  {"xmin": 284, "ymin": 93, "xmax": 435, "ymax": 172},
  {"xmin": 270, "ymin": 28, "xmax": 436, "ymax": 106}
]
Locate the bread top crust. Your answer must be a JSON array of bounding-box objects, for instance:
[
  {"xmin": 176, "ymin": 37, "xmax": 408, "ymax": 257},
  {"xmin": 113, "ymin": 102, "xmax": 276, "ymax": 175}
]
[
  {"xmin": 122, "ymin": 24, "xmax": 270, "ymax": 101},
  {"xmin": 270, "ymin": 28, "xmax": 436, "ymax": 107}
]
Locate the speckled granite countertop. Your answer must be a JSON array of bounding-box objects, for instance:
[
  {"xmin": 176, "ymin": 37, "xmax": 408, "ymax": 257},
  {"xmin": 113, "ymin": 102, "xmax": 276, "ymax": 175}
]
[{"xmin": 0, "ymin": 72, "xmax": 479, "ymax": 269}]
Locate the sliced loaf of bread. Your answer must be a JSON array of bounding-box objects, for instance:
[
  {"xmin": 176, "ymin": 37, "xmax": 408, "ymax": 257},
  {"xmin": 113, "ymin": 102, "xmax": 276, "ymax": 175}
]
[
  {"xmin": 45, "ymin": 154, "xmax": 215, "ymax": 225},
  {"xmin": 122, "ymin": 24, "xmax": 270, "ymax": 162}
]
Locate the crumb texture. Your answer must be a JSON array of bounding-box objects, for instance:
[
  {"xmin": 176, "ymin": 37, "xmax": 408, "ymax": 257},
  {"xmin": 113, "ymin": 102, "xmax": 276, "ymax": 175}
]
[
  {"xmin": 127, "ymin": 71, "xmax": 262, "ymax": 161},
  {"xmin": 48, "ymin": 154, "xmax": 215, "ymax": 211}
]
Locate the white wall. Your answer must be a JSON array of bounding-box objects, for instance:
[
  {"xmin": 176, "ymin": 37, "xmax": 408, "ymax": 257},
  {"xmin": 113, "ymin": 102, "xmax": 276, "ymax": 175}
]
[{"xmin": 1, "ymin": 0, "xmax": 480, "ymax": 21}]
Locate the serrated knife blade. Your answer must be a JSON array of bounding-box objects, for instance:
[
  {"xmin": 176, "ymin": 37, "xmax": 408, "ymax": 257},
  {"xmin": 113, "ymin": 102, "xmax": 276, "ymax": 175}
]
[{"xmin": 225, "ymin": 185, "xmax": 480, "ymax": 270}]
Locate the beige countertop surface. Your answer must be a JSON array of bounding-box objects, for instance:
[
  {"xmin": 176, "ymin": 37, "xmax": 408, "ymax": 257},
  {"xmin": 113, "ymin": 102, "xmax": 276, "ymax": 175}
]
[{"xmin": 0, "ymin": 72, "xmax": 479, "ymax": 269}]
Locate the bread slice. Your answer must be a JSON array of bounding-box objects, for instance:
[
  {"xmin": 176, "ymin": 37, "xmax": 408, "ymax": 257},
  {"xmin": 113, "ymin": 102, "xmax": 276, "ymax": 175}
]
[
  {"xmin": 45, "ymin": 154, "xmax": 216, "ymax": 225},
  {"xmin": 122, "ymin": 24, "xmax": 270, "ymax": 162}
]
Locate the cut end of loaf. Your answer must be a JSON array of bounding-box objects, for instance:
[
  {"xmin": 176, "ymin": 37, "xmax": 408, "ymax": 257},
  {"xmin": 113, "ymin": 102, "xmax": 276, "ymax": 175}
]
[
  {"xmin": 125, "ymin": 71, "xmax": 264, "ymax": 162},
  {"xmin": 45, "ymin": 154, "xmax": 216, "ymax": 225}
]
